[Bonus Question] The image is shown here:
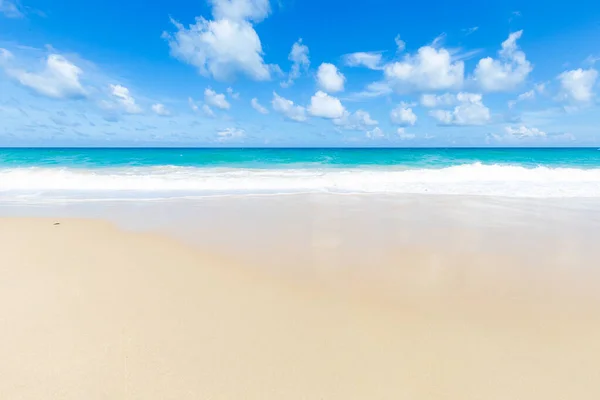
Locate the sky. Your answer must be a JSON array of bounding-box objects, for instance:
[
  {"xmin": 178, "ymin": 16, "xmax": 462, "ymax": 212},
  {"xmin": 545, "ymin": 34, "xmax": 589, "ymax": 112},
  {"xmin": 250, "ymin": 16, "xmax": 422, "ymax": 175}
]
[{"xmin": 1, "ymin": 0, "xmax": 600, "ymax": 147}]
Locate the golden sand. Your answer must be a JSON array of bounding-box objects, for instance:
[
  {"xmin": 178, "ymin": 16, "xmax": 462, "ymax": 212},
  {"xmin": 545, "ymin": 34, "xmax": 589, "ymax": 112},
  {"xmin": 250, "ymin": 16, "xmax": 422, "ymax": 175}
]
[{"xmin": 1, "ymin": 217, "xmax": 599, "ymax": 399}]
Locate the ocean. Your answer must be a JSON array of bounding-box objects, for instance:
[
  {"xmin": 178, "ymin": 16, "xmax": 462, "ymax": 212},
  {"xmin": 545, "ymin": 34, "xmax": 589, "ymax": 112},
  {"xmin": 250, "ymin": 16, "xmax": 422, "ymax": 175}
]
[{"xmin": 1, "ymin": 147, "xmax": 600, "ymax": 201}]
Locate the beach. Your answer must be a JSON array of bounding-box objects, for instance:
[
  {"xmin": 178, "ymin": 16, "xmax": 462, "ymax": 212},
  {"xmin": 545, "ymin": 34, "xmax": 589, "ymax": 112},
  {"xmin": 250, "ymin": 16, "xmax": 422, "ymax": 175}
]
[
  {"xmin": 2, "ymin": 193, "xmax": 600, "ymax": 399},
  {"xmin": 2, "ymin": 148, "xmax": 600, "ymax": 398}
]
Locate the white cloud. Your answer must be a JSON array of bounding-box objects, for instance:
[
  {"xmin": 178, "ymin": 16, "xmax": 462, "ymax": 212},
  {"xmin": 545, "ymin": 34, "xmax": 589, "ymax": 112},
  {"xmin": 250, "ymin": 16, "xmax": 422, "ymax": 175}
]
[
  {"xmin": 217, "ymin": 127, "xmax": 246, "ymax": 141},
  {"xmin": 558, "ymin": 68, "xmax": 598, "ymax": 103},
  {"xmin": 272, "ymin": 91, "xmax": 306, "ymax": 122},
  {"xmin": 517, "ymin": 89, "xmax": 535, "ymax": 102},
  {"xmin": 366, "ymin": 126, "xmax": 385, "ymax": 139},
  {"xmin": 188, "ymin": 96, "xmax": 216, "ymax": 117},
  {"xmin": 0, "ymin": 0, "xmax": 23, "ymax": 18},
  {"xmin": 420, "ymin": 93, "xmax": 456, "ymax": 108},
  {"xmin": 383, "ymin": 46, "xmax": 464, "ymax": 92},
  {"xmin": 334, "ymin": 110, "xmax": 378, "ymax": 131},
  {"xmin": 308, "ymin": 91, "xmax": 346, "ymax": 119},
  {"xmin": 250, "ymin": 97, "xmax": 268, "ymax": 114},
  {"xmin": 394, "ymin": 35, "xmax": 406, "ymax": 52},
  {"xmin": 508, "ymin": 83, "xmax": 545, "ymax": 108},
  {"xmin": 429, "ymin": 92, "xmax": 490, "ymax": 126},
  {"xmin": 281, "ymin": 38, "xmax": 309, "ymax": 87},
  {"xmin": 431, "ymin": 33, "xmax": 447, "ymax": 48},
  {"xmin": 209, "ymin": 0, "xmax": 270, "ymax": 23},
  {"xmin": 0, "ymin": 48, "xmax": 11, "ymax": 62},
  {"xmin": 109, "ymin": 84, "xmax": 142, "ymax": 114},
  {"xmin": 202, "ymin": 104, "xmax": 215, "ymax": 117},
  {"xmin": 463, "ymin": 26, "xmax": 479, "ymax": 36},
  {"xmin": 474, "ymin": 30, "xmax": 532, "ymax": 92},
  {"xmin": 151, "ymin": 103, "xmax": 170, "ymax": 116},
  {"xmin": 396, "ymin": 128, "xmax": 416, "ymax": 140},
  {"xmin": 226, "ymin": 86, "xmax": 240, "ymax": 99},
  {"xmin": 390, "ymin": 105, "xmax": 417, "ymax": 126},
  {"xmin": 204, "ymin": 88, "xmax": 231, "ymax": 109},
  {"xmin": 164, "ymin": 0, "xmax": 274, "ymax": 81},
  {"xmin": 534, "ymin": 82, "xmax": 546, "ymax": 93},
  {"xmin": 188, "ymin": 97, "xmax": 199, "ymax": 112},
  {"xmin": 505, "ymin": 125, "xmax": 546, "ymax": 138},
  {"xmin": 343, "ymin": 52, "xmax": 383, "ymax": 70},
  {"xmin": 350, "ymin": 81, "xmax": 393, "ymax": 99},
  {"xmin": 316, "ymin": 63, "xmax": 345, "ymax": 93},
  {"xmin": 0, "ymin": 51, "xmax": 86, "ymax": 99}
]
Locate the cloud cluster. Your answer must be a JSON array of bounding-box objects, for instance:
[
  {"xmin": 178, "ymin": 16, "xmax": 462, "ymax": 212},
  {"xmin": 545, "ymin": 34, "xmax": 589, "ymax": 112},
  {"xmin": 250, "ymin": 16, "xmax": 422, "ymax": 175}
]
[
  {"xmin": 272, "ymin": 92, "xmax": 306, "ymax": 122},
  {"xmin": 474, "ymin": 31, "xmax": 532, "ymax": 92},
  {"xmin": 217, "ymin": 127, "xmax": 246, "ymax": 141},
  {"xmin": 0, "ymin": 49, "xmax": 86, "ymax": 99},
  {"xmin": 151, "ymin": 103, "xmax": 170, "ymax": 116},
  {"xmin": 334, "ymin": 110, "xmax": 378, "ymax": 131},
  {"xmin": 281, "ymin": 38, "xmax": 309, "ymax": 87},
  {"xmin": 204, "ymin": 88, "xmax": 231, "ymax": 110},
  {"xmin": 429, "ymin": 93, "xmax": 490, "ymax": 126},
  {"xmin": 505, "ymin": 125, "xmax": 546, "ymax": 138},
  {"xmin": 106, "ymin": 84, "xmax": 142, "ymax": 114},
  {"xmin": 164, "ymin": 0, "xmax": 274, "ymax": 81},
  {"xmin": 316, "ymin": 63, "xmax": 345, "ymax": 93},
  {"xmin": 251, "ymin": 97, "xmax": 268, "ymax": 114},
  {"xmin": 343, "ymin": 52, "xmax": 383, "ymax": 70},
  {"xmin": 390, "ymin": 104, "xmax": 417, "ymax": 126},
  {"xmin": 396, "ymin": 128, "xmax": 416, "ymax": 140},
  {"xmin": 384, "ymin": 46, "xmax": 464, "ymax": 92},
  {"xmin": 308, "ymin": 91, "xmax": 346, "ymax": 119},
  {"xmin": 558, "ymin": 68, "xmax": 598, "ymax": 103}
]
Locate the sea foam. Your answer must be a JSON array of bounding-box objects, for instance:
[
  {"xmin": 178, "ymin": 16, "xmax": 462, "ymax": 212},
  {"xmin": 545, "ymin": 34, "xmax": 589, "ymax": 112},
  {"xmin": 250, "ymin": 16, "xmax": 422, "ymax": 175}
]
[{"xmin": 1, "ymin": 163, "xmax": 600, "ymax": 200}]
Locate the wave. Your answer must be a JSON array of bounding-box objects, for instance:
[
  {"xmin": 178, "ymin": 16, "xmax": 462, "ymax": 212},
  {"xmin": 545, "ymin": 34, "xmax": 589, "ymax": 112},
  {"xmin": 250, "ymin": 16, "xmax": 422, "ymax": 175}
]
[{"xmin": 2, "ymin": 163, "xmax": 600, "ymax": 199}]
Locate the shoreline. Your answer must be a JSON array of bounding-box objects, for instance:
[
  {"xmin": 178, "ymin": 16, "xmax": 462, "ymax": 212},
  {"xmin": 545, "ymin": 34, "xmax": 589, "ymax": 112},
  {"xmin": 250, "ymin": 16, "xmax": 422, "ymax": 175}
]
[{"xmin": 2, "ymin": 216, "xmax": 600, "ymax": 399}]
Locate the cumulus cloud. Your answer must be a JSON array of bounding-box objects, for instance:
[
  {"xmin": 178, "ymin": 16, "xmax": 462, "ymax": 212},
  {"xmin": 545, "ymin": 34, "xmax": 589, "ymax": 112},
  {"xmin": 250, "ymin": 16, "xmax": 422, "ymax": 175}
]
[
  {"xmin": 557, "ymin": 68, "xmax": 598, "ymax": 103},
  {"xmin": 343, "ymin": 52, "xmax": 383, "ymax": 70},
  {"xmin": 474, "ymin": 31, "xmax": 532, "ymax": 92},
  {"xmin": 308, "ymin": 91, "xmax": 346, "ymax": 119},
  {"xmin": 429, "ymin": 92, "xmax": 490, "ymax": 126},
  {"xmin": 217, "ymin": 127, "xmax": 246, "ymax": 141},
  {"xmin": 272, "ymin": 91, "xmax": 306, "ymax": 122},
  {"xmin": 505, "ymin": 125, "xmax": 546, "ymax": 138},
  {"xmin": 0, "ymin": 50, "xmax": 86, "ymax": 99},
  {"xmin": 396, "ymin": 128, "xmax": 416, "ymax": 140},
  {"xmin": 251, "ymin": 97, "xmax": 268, "ymax": 114},
  {"xmin": 188, "ymin": 97, "xmax": 199, "ymax": 112},
  {"xmin": 334, "ymin": 110, "xmax": 378, "ymax": 131},
  {"xmin": 394, "ymin": 35, "xmax": 406, "ymax": 52},
  {"xmin": 202, "ymin": 104, "xmax": 216, "ymax": 117},
  {"xmin": 316, "ymin": 63, "xmax": 345, "ymax": 93},
  {"xmin": 390, "ymin": 104, "xmax": 417, "ymax": 126},
  {"xmin": 226, "ymin": 86, "xmax": 240, "ymax": 99},
  {"xmin": 209, "ymin": 0, "xmax": 270, "ymax": 23},
  {"xmin": 508, "ymin": 83, "xmax": 545, "ymax": 108},
  {"xmin": 281, "ymin": 38, "xmax": 309, "ymax": 87},
  {"xmin": 106, "ymin": 84, "xmax": 142, "ymax": 114},
  {"xmin": 163, "ymin": 0, "xmax": 275, "ymax": 81},
  {"xmin": 204, "ymin": 88, "xmax": 231, "ymax": 109},
  {"xmin": 420, "ymin": 93, "xmax": 456, "ymax": 108},
  {"xmin": 0, "ymin": 0, "xmax": 23, "ymax": 18},
  {"xmin": 366, "ymin": 126, "xmax": 385, "ymax": 139},
  {"xmin": 383, "ymin": 46, "xmax": 464, "ymax": 92},
  {"xmin": 151, "ymin": 103, "xmax": 170, "ymax": 116}
]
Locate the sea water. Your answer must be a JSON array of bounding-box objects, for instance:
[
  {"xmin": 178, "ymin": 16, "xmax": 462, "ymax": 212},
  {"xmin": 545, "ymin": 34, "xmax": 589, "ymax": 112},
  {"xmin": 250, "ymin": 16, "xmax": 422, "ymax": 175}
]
[{"xmin": 1, "ymin": 147, "xmax": 600, "ymax": 202}]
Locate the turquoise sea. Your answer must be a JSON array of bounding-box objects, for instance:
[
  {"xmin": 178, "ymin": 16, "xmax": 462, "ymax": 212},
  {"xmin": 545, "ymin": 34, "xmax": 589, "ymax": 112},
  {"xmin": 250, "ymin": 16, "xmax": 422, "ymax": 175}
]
[{"xmin": 1, "ymin": 148, "xmax": 600, "ymax": 200}]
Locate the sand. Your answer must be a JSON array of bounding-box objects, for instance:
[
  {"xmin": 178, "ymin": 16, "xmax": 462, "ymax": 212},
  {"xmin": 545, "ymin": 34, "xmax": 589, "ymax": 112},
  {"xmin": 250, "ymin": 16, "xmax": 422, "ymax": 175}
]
[{"xmin": 1, "ymin": 217, "xmax": 600, "ymax": 399}]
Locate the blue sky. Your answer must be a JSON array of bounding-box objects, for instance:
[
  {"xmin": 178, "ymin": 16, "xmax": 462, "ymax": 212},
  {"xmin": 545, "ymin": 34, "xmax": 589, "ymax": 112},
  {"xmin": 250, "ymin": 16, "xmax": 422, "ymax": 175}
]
[{"xmin": 1, "ymin": 0, "xmax": 600, "ymax": 147}]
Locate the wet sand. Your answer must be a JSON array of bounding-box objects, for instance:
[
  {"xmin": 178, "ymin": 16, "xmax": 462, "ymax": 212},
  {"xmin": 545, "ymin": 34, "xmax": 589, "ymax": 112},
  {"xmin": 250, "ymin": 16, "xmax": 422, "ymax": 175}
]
[{"xmin": 1, "ymin": 212, "xmax": 600, "ymax": 399}]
